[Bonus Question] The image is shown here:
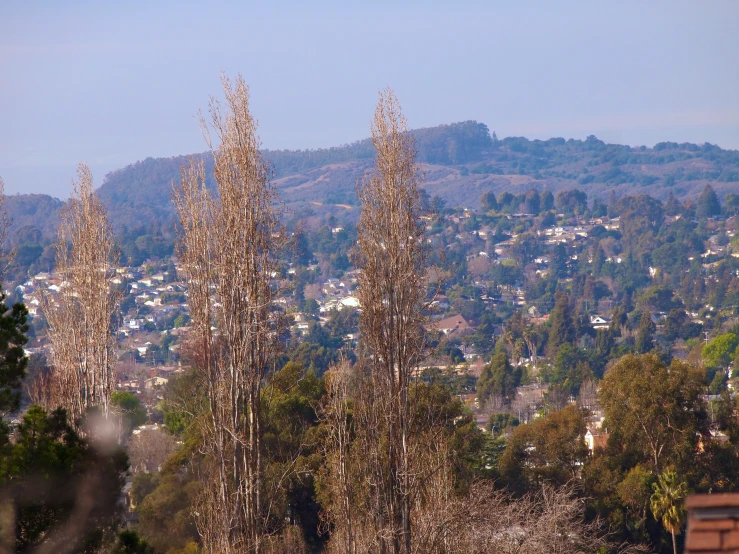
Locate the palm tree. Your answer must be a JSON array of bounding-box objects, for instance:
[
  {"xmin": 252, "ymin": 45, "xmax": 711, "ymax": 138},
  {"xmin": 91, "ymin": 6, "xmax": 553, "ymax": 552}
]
[{"xmin": 650, "ymin": 470, "xmax": 688, "ymax": 554}]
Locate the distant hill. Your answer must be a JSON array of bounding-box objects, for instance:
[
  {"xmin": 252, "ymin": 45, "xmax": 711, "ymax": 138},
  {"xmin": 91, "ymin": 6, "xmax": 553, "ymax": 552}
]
[
  {"xmin": 87, "ymin": 122, "xmax": 739, "ymax": 233},
  {"xmin": 4, "ymin": 121, "xmax": 739, "ymax": 272},
  {"xmin": 5, "ymin": 194, "xmax": 63, "ymax": 239},
  {"xmin": 92, "ymin": 121, "xmax": 495, "ymax": 231}
]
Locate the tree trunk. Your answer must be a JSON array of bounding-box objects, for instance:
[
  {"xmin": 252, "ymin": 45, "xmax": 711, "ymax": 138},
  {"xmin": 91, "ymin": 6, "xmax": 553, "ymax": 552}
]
[{"xmin": 0, "ymin": 495, "xmax": 14, "ymax": 554}]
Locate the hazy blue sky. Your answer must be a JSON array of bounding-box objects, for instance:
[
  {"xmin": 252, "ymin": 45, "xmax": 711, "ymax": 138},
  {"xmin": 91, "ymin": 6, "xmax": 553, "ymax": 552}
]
[{"xmin": 1, "ymin": 1, "xmax": 737, "ymax": 197}]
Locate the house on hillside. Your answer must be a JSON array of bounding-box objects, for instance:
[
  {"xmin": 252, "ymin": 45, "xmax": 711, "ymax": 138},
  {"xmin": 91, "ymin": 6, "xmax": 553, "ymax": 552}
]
[
  {"xmin": 339, "ymin": 296, "xmax": 360, "ymax": 309},
  {"xmin": 584, "ymin": 428, "xmax": 609, "ymax": 453},
  {"xmin": 432, "ymin": 314, "xmax": 473, "ymax": 336},
  {"xmin": 590, "ymin": 315, "xmax": 611, "ymax": 330},
  {"xmin": 145, "ymin": 376, "xmax": 169, "ymax": 390}
]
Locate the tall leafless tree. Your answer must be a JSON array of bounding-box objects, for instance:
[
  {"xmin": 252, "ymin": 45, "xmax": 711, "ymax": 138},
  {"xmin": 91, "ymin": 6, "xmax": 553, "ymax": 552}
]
[
  {"xmin": 127, "ymin": 427, "xmax": 178, "ymax": 474},
  {"xmin": 174, "ymin": 74, "xmax": 286, "ymax": 554},
  {"xmin": 317, "ymin": 360, "xmax": 359, "ymax": 554},
  {"xmin": 355, "ymin": 88, "xmax": 429, "ymax": 554},
  {"xmin": 43, "ymin": 164, "xmax": 118, "ymax": 423}
]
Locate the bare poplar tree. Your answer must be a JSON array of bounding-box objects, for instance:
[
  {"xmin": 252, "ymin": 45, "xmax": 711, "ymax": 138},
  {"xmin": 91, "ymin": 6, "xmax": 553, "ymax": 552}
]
[
  {"xmin": 174, "ymin": 74, "xmax": 286, "ymax": 553},
  {"xmin": 317, "ymin": 360, "xmax": 359, "ymax": 554},
  {"xmin": 26, "ymin": 370, "xmax": 54, "ymax": 409},
  {"xmin": 128, "ymin": 427, "xmax": 178, "ymax": 474},
  {"xmin": 43, "ymin": 164, "xmax": 118, "ymax": 423},
  {"xmin": 355, "ymin": 88, "xmax": 428, "ymax": 554}
]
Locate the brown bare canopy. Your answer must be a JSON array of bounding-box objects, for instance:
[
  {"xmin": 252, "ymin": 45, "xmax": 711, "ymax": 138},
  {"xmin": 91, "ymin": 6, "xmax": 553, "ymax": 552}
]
[
  {"xmin": 43, "ymin": 163, "xmax": 118, "ymax": 423},
  {"xmin": 354, "ymin": 88, "xmax": 429, "ymax": 554},
  {"xmin": 174, "ymin": 73, "xmax": 287, "ymax": 553}
]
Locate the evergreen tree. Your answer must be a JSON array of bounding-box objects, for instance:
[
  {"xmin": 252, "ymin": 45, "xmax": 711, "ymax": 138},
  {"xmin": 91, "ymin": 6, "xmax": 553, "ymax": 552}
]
[
  {"xmin": 592, "ymin": 241, "xmax": 606, "ymax": 277},
  {"xmin": 635, "ymin": 310, "xmax": 656, "ymax": 354},
  {"xmin": 595, "ymin": 328, "xmax": 614, "ymax": 357},
  {"xmin": 477, "ymin": 351, "xmax": 521, "ymax": 405},
  {"xmin": 540, "ymin": 190, "xmax": 554, "ymax": 211},
  {"xmin": 590, "ymin": 198, "xmax": 607, "ymax": 218},
  {"xmin": 548, "ymin": 292, "xmax": 575, "ymax": 355},
  {"xmin": 696, "ymin": 184, "xmax": 721, "ymax": 219},
  {"xmin": 583, "ymin": 275, "xmax": 597, "ymax": 307},
  {"xmin": 724, "ymin": 192, "xmax": 739, "ymax": 216},
  {"xmin": 607, "ymin": 190, "xmax": 618, "ymax": 218},
  {"xmin": 524, "ymin": 189, "xmax": 541, "ymax": 215},
  {"xmin": 0, "ymin": 293, "xmax": 29, "ymax": 418},
  {"xmin": 497, "ymin": 191, "xmax": 515, "ymax": 213},
  {"xmin": 551, "ymin": 243, "xmax": 568, "ymax": 279},
  {"xmin": 1, "ymin": 406, "xmax": 129, "ymax": 552},
  {"xmin": 480, "ymin": 190, "xmax": 498, "ymax": 212},
  {"xmin": 664, "ymin": 191, "xmax": 682, "ymax": 216},
  {"xmin": 551, "ymin": 343, "xmax": 593, "ymax": 394},
  {"xmin": 556, "ymin": 189, "xmax": 588, "ymax": 215},
  {"xmin": 691, "ymin": 277, "xmax": 706, "ymax": 312}
]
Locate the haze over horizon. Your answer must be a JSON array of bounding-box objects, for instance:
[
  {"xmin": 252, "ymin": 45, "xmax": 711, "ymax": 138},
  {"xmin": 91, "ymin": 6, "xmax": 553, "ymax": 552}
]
[{"xmin": 2, "ymin": 1, "xmax": 738, "ymax": 198}]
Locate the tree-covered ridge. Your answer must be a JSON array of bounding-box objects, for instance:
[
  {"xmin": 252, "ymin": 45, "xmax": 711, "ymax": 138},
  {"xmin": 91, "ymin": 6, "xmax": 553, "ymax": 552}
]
[
  {"xmin": 93, "ymin": 120, "xmax": 492, "ymax": 224},
  {"xmin": 89, "ymin": 124, "xmax": 739, "ymax": 230},
  {"xmin": 265, "ymin": 120, "xmax": 493, "ymax": 174},
  {"xmin": 6, "ymin": 123, "xmax": 739, "ymax": 264}
]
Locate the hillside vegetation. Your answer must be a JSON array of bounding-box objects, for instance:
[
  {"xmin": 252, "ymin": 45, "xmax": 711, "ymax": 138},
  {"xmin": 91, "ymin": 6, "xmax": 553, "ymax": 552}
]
[
  {"xmin": 96, "ymin": 122, "xmax": 739, "ymax": 230},
  {"xmin": 4, "ymin": 121, "xmax": 739, "ymax": 282}
]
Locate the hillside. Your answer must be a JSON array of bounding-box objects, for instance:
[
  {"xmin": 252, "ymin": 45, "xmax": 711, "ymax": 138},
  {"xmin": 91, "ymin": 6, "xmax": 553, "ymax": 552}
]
[
  {"xmin": 91, "ymin": 122, "xmax": 739, "ymax": 232},
  {"xmin": 4, "ymin": 121, "xmax": 739, "ymax": 276},
  {"xmin": 93, "ymin": 120, "xmax": 494, "ymax": 230},
  {"xmin": 5, "ymin": 194, "xmax": 63, "ymax": 239}
]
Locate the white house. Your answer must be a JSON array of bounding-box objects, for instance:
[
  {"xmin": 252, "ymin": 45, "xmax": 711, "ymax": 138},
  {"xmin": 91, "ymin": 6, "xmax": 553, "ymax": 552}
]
[
  {"xmin": 339, "ymin": 296, "xmax": 360, "ymax": 309},
  {"xmin": 590, "ymin": 315, "xmax": 611, "ymax": 330}
]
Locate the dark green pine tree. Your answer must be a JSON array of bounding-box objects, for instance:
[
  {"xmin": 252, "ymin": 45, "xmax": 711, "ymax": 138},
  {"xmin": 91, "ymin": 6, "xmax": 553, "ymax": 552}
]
[
  {"xmin": 609, "ymin": 305, "xmax": 628, "ymax": 337},
  {"xmin": 0, "ymin": 296, "xmax": 129, "ymax": 553},
  {"xmin": 592, "ymin": 241, "xmax": 606, "ymax": 277},
  {"xmin": 696, "ymin": 185, "xmax": 721, "ymax": 219},
  {"xmin": 2, "ymin": 405, "xmax": 129, "ymax": 552},
  {"xmin": 548, "ymin": 291, "xmax": 575, "ymax": 355},
  {"xmin": 477, "ymin": 351, "xmax": 521, "ymax": 405},
  {"xmin": 607, "ymin": 190, "xmax": 618, "ymax": 218},
  {"xmin": 583, "ymin": 275, "xmax": 597, "ymax": 306},
  {"xmin": 595, "ymin": 328, "xmax": 614, "ymax": 357},
  {"xmin": 635, "ymin": 310, "xmax": 656, "ymax": 354},
  {"xmin": 540, "ymin": 190, "xmax": 555, "ymax": 212},
  {"xmin": 664, "ymin": 191, "xmax": 682, "ymax": 217},
  {"xmin": 551, "ymin": 243, "xmax": 568, "ymax": 279},
  {"xmin": 0, "ymin": 293, "xmax": 29, "ymax": 418}
]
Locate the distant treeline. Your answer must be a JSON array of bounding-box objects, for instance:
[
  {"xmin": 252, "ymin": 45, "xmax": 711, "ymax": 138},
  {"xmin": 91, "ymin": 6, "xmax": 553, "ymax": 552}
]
[{"xmin": 5, "ymin": 120, "xmax": 739, "ymax": 284}]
